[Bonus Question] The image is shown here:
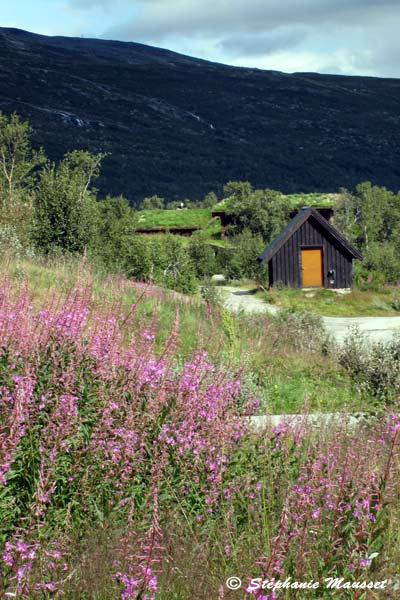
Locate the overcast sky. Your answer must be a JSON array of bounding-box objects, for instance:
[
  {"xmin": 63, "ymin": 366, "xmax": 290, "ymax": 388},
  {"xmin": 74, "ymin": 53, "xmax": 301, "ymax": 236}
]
[{"xmin": 2, "ymin": 0, "xmax": 400, "ymax": 77}]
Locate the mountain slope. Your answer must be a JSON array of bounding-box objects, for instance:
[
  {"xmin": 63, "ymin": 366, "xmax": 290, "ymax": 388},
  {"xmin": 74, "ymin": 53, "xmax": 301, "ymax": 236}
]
[{"xmin": 0, "ymin": 27, "xmax": 399, "ymax": 202}]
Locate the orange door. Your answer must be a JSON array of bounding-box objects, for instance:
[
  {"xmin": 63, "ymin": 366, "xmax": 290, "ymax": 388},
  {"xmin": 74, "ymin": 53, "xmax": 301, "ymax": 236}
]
[{"xmin": 301, "ymin": 248, "xmax": 323, "ymax": 287}]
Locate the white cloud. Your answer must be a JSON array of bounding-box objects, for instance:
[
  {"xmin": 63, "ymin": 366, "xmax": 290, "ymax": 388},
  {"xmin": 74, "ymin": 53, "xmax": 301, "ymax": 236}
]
[
  {"xmin": 103, "ymin": 0, "xmax": 400, "ymax": 38},
  {"xmin": 66, "ymin": 0, "xmax": 400, "ymax": 77}
]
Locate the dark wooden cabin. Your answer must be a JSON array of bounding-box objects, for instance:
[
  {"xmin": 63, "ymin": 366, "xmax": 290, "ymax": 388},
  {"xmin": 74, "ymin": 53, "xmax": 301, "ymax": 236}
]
[
  {"xmin": 289, "ymin": 206, "xmax": 334, "ymax": 222},
  {"xmin": 257, "ymin": 207, "xmax": 363, "ymax": 289}
]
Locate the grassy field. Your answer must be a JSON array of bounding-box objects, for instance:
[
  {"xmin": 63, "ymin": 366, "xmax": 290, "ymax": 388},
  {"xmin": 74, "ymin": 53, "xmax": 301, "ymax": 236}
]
[
  {"xmin": 2, "ymin": 257, "xmax": 381, "ymax": 414},
  {"xmin": 0, "ymin": 256, "xmax": 399, "ymax": 599},
  {"xmin": 262, "ymin": 286, "xmax": 400, "ymax": 316}
]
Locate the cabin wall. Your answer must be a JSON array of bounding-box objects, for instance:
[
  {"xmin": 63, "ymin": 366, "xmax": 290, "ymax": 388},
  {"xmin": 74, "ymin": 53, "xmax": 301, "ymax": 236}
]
[{"xmin": 269, "ymin": 217, "xmax": 353, "ymax": 288}]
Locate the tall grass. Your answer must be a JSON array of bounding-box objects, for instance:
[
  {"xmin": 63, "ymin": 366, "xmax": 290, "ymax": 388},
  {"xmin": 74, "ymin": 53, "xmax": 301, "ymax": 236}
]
[
  {"xmin": 0, "ymin": 256, "xmax": 382, "ymax": 413},
  {"xmin": 0, "ymin": 266, "xmax": 399, "ymax": 598}
]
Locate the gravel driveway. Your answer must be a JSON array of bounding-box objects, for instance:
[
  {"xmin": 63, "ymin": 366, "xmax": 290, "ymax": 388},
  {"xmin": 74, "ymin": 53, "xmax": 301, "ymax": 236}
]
[{"xmin": 220, "ymin": 286, "xmax": 400, "ymax": 344}]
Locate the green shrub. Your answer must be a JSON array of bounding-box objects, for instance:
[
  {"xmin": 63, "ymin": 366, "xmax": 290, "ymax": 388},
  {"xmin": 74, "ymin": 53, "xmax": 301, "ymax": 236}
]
[
  {"xmin": 392, "ymin": 295, "xmax": 400, "ymax": 312},
  {"xmin": 149, "ymin": 235, "xmax": 198, "ymax": 293},
  {"xmin": 187, "ymin": 233, "xmax": 218, "ymax": 278},
  {"xmin": 339, "ymin": 328, "xmax": 400, "ymax": 402},
  {"xmin": 140, "ymin": 195, "xmax": 165, "ymax": 209},
  {"xmin": 0, "ymin": 224, "xmax": 25, "ymax": 259},
  {"xmin": 363, "ymin": 243, "xmax": 400, "ymax": 284},
  {"xmin": 275, "ymin": 308, "xmax": 331, "ymax": 354},
  {"xmin": 217, "ymin": 230, "xmax": 266, "ymax": 281},
  {"xmin": 32, "ymin": 151, "xmax": 102, "ymax": 254}
]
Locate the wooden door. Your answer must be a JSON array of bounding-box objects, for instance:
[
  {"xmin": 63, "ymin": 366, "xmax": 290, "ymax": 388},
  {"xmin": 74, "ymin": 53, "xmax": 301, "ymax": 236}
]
[{"xmin": 301, "ymin": 248, "xmax": 323, "ymax": 287}]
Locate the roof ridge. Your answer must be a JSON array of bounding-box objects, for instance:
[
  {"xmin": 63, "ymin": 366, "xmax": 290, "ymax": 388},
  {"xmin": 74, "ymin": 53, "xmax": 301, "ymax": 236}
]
[{"xmin": 257, "ymin": 207, "xmax": 363, "ymax": 263}]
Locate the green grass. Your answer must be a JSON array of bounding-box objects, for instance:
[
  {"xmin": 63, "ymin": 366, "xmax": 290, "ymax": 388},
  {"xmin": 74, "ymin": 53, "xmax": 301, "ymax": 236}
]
[
  {"xmin": 213, "ymin": 192, "xmax": 338, "ymax": 212},
  {"xmin": 2, "ymin": 256, "xmax": 380, "ymax": 415},
  {"xmin": 135, "ymin": 194, "xmax": 338, "ymax": 241},
  {"xmin": 205, "ymin": 238, "xmax": 234, "ymax": 248},
  {"xmin": 135, "ymin": 208, "xmax": 221, "ymax": 238},
  {"xmin": 136, "ymin": 208, "xmax": 214, "ymax": 229},
  {"xmin": 263, "ymin": 358, "xmax": 367, "ymax": 414},
  {"xmin": 284, "ymin": 192, "xmax": 339, "ymax": 208},
  {"xmin": 4, "ymin": 257, "xmax": 219, "ymax": 358},
  {"xmin": 262, "ymin": 286, "xmax": 400, "ymax": 316}
]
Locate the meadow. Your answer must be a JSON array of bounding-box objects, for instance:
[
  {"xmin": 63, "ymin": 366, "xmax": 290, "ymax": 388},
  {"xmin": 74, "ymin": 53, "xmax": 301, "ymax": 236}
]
[
  {"xmin": 262, "ymin": 286, "xmax": 400, "ymax": 317},
  {"xmin": 0, "ymin": 258, "xmax": 399, "ymax": 599}
]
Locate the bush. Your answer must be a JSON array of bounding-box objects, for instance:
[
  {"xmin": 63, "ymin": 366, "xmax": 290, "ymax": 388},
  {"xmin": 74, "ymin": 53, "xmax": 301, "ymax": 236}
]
[
  {"xmin": 392, "ymin": 295, "xmax": 400, "ymax": 312},
  {"xmin": 149, "ymin": 235, "xmax": 198, "ymax": 294},
  {"xmin": 32, "ymin": 151, "xmax": 101, "ymax": 254},
  {"xmin": 140, "ymin": 195, "xmax": 165, "ymax": 210},
  {"xmin": 363, "ymin": 243, "xmax": 400, "ymax": 284},
  {"xmin": 275, "ymin": 308, "xmax": 331, "ymax": 354},
  {"xmin": 0, "ymin": 225, "xmax": 25, "ymax": 259},
  {"xmin": 224, "ymin": 185, "xmax": 291, "ymax": 240},
  {"xmin": 187, "ymin": 233, "xmax": 217, "ymax": 279},
  {"xmin": 353, "ymin": 269, "xmax": 387, "ymax": 290},
  {"xmin": 339, "ymin": 328, "xmax": 400, "ymax": 402},
  {"xmin": 93, "ymin": 219, "xmax": 199, "ymax": 294},
  {"xmin": 217, "ymin": 230, "xmax": 266, "ymax": 281}
]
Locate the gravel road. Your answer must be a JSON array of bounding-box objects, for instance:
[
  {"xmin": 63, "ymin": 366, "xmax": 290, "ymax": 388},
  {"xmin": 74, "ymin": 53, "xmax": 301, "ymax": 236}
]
[
  {"xmin": 246, "ymin": 412, "xmax": 374, "ymax": 431},
  {"xmin": 220, "ymin": 286, "xmax": 400, "ymax": 344}
]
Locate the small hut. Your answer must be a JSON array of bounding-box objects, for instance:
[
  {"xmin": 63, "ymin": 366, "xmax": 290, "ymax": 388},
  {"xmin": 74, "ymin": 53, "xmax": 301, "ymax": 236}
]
[{"xmin": 257, "ymin": 207, "xmax": 363, "ymax": 289}]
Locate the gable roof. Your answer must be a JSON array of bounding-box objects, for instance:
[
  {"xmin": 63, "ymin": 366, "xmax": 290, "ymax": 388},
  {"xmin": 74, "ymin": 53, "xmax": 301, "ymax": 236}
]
[{"xmin": 257, "ymin": 207, "xmax": 363, "ymax": 263}]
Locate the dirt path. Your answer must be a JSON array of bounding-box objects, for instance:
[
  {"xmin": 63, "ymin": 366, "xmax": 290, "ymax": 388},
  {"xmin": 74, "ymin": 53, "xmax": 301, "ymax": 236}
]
[
  {"xmin": 220, "ymin": 286, "xmax": 278, "ymax": 315},
  {"xmin": 220, "ymin": 286, "xmax": 400, "ymax": 344}
]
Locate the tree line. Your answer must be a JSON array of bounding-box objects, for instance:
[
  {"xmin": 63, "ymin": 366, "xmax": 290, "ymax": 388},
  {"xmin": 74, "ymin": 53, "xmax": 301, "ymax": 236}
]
[{"xmin": 1, "ymin": 111, "xmax": 399, "ymax": 291}]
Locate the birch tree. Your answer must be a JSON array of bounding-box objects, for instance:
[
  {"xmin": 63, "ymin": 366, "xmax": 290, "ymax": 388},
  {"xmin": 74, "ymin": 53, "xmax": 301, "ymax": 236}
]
[{"xmin": 0, "ymin": 112, "xmax": 45, "ymax": 203}]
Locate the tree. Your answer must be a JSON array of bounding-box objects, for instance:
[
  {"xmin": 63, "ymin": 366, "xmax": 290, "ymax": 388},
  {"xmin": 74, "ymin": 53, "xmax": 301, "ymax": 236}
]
[
  {"xmin": 202, "ymin": 191, "xmax": 218, "ymax": 208},
  {"xmin": 225, "ymin": 188, "xmax": 291, "ymax": 242},
  {"xmin": 92, "ymin": 195, "xmax": 138, "ymax": 270},
  {"xmin": 149, "ymin": 235, "xmax": 198, "ymax": 293},
  {"xmin": 223, "ymin": 181, "xmax": 253, "ymax": 201},
  {"xmin": 334, "ymin": 182, "xmax": 400, "ymax": 283},
  {"xmin": 332, "ymin": 188, "xmax": 358, "ymax": 240},
  {"xmin": 217, "ymin": 230, "xmax": 266, "ymax": 281},
  {"xmin": 32, "ymin": 151, "xmax": 103, "ymax": 254},
  {"xmin": 187, "ymin": 232, "xmax": 217, "ymax": 278},
  {"xmin": 140, "ymin": 195, "xmax": 164, "ymax": 210},
  {"xmin": 165, "ymin": 200, "xmax": 182, "ymax": 209},
  {"xmin": 0, "ymin": 112, "xmax": 45, "ymax": 203},
  {"xmin": 334, "ymin": 182, "xmax": 399, "ymax": 249}
]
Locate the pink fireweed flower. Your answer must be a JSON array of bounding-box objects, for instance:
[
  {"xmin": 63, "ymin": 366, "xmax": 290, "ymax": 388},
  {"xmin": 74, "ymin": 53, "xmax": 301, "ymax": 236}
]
[
  {"xmin": 359, "ymin": 557, "xmax": 372, "ymax": 568},
  {"xmin": 0, "ymin": 374, "xmax": 36, "ymax": 484},
  {"xmin": 386, "ymin": 413, "xmax": 400, "ymax": 435}
]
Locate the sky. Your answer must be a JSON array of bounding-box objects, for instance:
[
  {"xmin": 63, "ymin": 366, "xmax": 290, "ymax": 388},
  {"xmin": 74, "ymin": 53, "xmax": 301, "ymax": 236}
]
[{"xmin": 1, "ymin": 0, "xmax": 400, "ymax": 78}]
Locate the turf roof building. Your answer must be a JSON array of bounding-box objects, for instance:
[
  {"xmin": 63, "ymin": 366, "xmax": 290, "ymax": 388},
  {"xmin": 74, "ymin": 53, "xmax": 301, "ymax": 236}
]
[{"xmin": 257, "ymin": 207, "xmax": 363, "ymax": 289}]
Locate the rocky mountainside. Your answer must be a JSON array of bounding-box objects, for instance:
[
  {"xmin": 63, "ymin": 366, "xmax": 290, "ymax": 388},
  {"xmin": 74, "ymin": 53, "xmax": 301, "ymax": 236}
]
[{"xmin": 1, "ymin": 27, "xmax": 399, "ymax": 203}]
